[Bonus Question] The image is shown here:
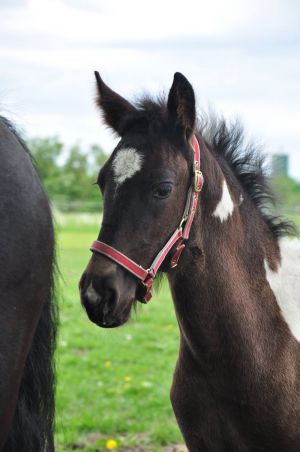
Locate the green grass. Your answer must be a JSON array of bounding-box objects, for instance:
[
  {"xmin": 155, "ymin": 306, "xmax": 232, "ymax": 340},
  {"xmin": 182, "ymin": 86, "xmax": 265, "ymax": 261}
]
[
  {"xmin": 55, "ymin": 213, "xmax": 300, "ymax": 451},
  {"xmin": 55, "ymin": 220, "xmax": 183, "ymax": 451}
]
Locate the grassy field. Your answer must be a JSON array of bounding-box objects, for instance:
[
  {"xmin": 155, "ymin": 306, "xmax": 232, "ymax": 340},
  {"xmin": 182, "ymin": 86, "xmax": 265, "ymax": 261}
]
[
  {"xmin": 55, "ymin": 213, "xmax": 300, "ymax": 451},
  {"xmin": 55, "ymin": 214, "xmax": 183, "ymax": 451}
]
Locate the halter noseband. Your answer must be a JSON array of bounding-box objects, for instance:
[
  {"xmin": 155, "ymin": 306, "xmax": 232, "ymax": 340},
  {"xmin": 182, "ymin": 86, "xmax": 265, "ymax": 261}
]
[{"xmin": 90, "ymin": 135, "xmax": 204, "ymax": 303}]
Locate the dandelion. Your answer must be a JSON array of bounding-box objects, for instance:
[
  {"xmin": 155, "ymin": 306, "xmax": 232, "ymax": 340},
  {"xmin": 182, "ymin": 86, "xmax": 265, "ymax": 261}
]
[
  {"xmin": 104, "ymin": 360, "xmax": 112, "ymax": 368},
  {"xmin": 124, "ymin": 376, "xmax": 132, "ymax": 382},
  {"xmin": 106, "ymin": 438, "xmax": 118, "ymax": 449}
]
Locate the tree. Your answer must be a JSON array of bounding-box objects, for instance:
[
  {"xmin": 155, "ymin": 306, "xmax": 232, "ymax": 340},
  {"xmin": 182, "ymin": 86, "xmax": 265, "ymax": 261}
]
[
  {"xmin": 272, "ymin": 174, "xmax": 300, "ymax": 209},
  {"xmin": 29, "ymin": 137, "xmax": 109, "ymax": 211},
  {"xmin": 89, "ymin": 144, "xmax": 108, "ymax": 171},
  {"xmin": 30, "ymin": 137, "xmax": 64, "ymax": 197}
]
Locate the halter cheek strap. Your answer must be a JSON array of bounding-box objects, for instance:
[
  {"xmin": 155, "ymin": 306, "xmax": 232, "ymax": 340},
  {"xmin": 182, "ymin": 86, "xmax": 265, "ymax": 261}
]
[{"xmin": 90, "ymin": 135, "xmax": 204, "ymax": 303}]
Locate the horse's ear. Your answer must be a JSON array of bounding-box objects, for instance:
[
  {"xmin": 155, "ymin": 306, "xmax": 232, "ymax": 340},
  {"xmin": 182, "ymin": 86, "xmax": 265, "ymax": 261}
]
[
  {"xmin": 94, "ymin": 71, "xmax": 136, "ymax": 135},
  {"xmin": 167, "ymin": 72, "xmax": 196, "ymax": 141}
]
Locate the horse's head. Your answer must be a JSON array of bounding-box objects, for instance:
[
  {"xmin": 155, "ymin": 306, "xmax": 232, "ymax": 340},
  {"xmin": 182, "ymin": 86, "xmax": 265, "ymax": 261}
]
[{"xmin": 79, "ymin": 72, "xmax": 198, "ymax": 327}]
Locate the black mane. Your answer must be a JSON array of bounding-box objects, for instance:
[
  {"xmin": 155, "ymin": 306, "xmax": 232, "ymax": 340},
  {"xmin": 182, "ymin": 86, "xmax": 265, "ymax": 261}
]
[
  {"xmin": 202, "ymin": 116, "xmax": 296, "ymax": 238},
  {"xmin": 120, "ymin": 95, "xmax": 295, "ymax": 238},
  {"xmin": 120, "ymin": 95, "xmax": 167, "ymax": 136}
]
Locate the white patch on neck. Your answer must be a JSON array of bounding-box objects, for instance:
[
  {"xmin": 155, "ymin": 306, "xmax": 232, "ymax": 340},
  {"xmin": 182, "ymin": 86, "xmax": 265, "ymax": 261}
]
[
  {"xmin": 112, "ymin": 148, "xmax": 143, "ymax": 186},
  {"xmin": 212, "ymin": 180, "xmax": 235, "ymax": 222},
  {"xmin": 264, "ymin": 238, "xmax": 300, "ymax": 342}
]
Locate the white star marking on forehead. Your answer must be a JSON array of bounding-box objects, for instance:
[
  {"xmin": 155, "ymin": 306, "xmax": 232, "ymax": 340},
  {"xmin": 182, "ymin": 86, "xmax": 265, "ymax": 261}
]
[{"xmin": 112, "ymin": 147, "xmax": 143, "ymax": 186}]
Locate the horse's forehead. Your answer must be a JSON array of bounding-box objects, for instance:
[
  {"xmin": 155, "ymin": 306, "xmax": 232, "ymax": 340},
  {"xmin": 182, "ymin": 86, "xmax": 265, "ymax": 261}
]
[
  {"xmin": 112, "ymin": 147, "xmax": 144, "ymax": 186},
  {"xmin": 111, "ymin": 141, "xmax": 186, "ymax": 187}
]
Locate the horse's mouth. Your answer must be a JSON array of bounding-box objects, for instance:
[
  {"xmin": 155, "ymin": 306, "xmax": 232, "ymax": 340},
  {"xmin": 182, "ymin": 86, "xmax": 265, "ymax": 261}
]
[
  {"xmin": 80, "ymin": 291, "xmax": 132, "ymax": 328},
  {"xmin": 83, "ymin": 306, "xmax": 128, "ymax": 328},
  {"xmin": 91, "ymin": 319, "xmax": 122, "ymax": 328}
]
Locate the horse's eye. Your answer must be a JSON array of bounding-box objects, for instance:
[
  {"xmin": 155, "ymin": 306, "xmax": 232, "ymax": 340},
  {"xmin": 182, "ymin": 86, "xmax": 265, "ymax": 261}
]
[{"xmin": 153, "ymin": 182, "xmax": 173, "ymax": 199}]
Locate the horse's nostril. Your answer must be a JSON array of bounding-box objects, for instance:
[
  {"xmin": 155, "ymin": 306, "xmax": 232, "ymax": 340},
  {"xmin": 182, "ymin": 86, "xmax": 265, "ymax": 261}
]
[
  {"xmin": 106, "ymin": 287, "xmax": 118, "ymax": 310},
  {"xmin": 98, "ymin": 287, "xmax": 118, "ymax": 312},
  {"xmin": 80, "ymin": 271, "xmax": 127, "ymax": 328},
  {"xmin": 84, "ymin": 277, "xmax": 120, "ymax": 312},
  {"xmin": 83, "ymin": 284, "xmax": 119, "ymax": 327}
]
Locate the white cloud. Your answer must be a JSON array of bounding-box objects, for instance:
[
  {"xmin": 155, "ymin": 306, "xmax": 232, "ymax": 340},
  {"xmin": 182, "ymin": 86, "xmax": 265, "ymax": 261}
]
[
  {"xmin": 0, "ymin": 0, "xmax": 299, "ymax": 180},
  {"xmin": 0, "ymin": 0, "xmax": 256, "ymax": 42},
  {"xmin": 3, "ymin": 0, "xmax": 299, "ymax": 44}
]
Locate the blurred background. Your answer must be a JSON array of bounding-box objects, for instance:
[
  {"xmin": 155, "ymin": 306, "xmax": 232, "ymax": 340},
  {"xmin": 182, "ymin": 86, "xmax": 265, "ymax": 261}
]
[{"xmin": 1, "ymin": 0, "xmax": 299, "ymax": 450}]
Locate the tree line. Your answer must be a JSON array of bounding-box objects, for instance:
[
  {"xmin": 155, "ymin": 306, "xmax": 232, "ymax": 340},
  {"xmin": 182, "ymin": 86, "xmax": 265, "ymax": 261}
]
[
  {"xmin": 30, "ymin": 136, "xmax": 300, "ymax": 213},
  {"xmin": 30, "ymin": 137, "xmax": 107, "ymax": 212},
  {"xmin": 272, "ymin": 174, "xmax": 300, "ymax": 213}
]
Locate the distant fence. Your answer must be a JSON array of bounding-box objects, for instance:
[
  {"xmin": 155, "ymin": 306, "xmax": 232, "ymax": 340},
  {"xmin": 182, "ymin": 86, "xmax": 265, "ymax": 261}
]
[{"xmin": 51, "ymin": 200, "xmax": 103, "ymax": 213}]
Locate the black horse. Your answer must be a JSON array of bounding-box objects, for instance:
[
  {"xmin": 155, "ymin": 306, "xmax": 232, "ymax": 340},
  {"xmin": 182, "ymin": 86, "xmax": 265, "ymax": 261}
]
[
  {"xmin": 80, "ymin": 73, "xmax": 300, "ymax": 451},
  {"xmin": 0, "ymin": 117, "xmax": 57, "ymax": 451}
]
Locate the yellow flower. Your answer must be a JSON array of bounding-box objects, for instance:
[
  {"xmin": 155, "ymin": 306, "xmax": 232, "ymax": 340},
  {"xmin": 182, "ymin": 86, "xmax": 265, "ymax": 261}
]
[
  {"xmin": 106, "ymin": 439, "xmax": 117, "ymax": 449},
  {"xmin": 104, "ymin": 360, "xmax": 112, "ymax": 368},
  {"xmin": 124, "ymin": 376, "xmax": 132, "ymax": 382}
]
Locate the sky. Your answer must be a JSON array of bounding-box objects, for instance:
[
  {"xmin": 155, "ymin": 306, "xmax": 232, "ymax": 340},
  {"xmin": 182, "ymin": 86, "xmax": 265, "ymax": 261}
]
[{"xmin": 1, "ymin": 0, "xmax": 300, "ymax": 179}]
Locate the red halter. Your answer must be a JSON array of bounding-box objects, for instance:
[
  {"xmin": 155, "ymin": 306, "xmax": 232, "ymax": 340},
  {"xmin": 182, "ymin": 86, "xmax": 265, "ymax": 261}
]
[{"xmin": 90, "ymin": 135, "xmax": 204, "ymax": 303}]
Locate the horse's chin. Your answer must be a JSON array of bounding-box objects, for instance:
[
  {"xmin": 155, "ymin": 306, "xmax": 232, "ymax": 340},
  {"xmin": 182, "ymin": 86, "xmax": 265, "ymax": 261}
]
[
  {"xmin": 91, "ymin": 313, "xmax": 131, "ymax": 328},
  {"xmin": 93, "ymin": 320, "xmax": 124, "ymax": 328},
  {"xmin": 82, "ymin": 296, "xmax": 133, "ymax": 329}
]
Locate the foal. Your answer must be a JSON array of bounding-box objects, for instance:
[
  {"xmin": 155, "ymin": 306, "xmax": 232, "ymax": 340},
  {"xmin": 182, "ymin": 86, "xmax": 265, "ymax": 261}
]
[{"xmin": 80, "ymin": 72, "xmax": 300, "ymax": 451}]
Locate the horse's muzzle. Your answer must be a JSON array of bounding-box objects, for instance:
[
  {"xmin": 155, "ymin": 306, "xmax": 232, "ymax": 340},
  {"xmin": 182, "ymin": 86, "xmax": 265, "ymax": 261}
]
[{"xmin": 79, "ymin": 255, "xmax": 136, "ymax": 328}]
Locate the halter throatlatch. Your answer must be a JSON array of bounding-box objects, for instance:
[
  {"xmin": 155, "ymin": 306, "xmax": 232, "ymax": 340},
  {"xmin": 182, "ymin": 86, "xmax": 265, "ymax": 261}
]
[{"xmin": 90, "ymin": 135, "xmax": 204, "ymax": 303}]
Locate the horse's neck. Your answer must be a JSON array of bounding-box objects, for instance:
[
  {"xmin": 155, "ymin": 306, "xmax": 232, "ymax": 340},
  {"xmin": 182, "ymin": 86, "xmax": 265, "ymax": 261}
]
[{"xmin": 168, "ymin": 148, "xmax": 300, "ymax": 377}]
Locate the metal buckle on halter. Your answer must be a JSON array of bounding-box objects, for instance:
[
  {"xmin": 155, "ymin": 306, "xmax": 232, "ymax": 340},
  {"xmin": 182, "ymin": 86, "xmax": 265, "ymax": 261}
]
[
  {"xmin": 140, "ymin": 272, "xmax": 154, "ymax": 303},
  {"xmin": 194, "ymin": 170, "xmax": 203, "ymax": 193}
]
